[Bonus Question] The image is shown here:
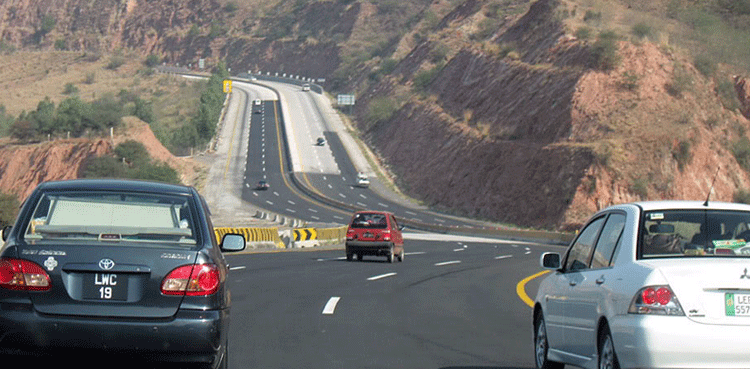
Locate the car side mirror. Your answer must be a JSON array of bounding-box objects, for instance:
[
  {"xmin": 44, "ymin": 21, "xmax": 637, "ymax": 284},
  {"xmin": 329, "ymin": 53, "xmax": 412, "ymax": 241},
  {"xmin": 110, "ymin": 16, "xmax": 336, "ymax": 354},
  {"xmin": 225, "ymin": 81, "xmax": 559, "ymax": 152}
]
[
  {"xmin": 540, "ymin": 252, "xmax": 561, "ymax": 270},
  {"xmin": 1, "ymin": 226, "xmax": 10, "ymax": 242},
  {"xmin": 220, "ymin": 234, "xmax": 246, "ymax": 252}
]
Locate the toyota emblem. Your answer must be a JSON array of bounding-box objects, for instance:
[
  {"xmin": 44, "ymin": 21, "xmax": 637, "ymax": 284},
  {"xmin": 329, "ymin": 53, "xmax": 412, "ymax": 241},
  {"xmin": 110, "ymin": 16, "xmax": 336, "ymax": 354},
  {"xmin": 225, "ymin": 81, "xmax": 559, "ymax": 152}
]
[{"xmin": 98, "ymin": 259, "xmax": 115, "ymax": 270}]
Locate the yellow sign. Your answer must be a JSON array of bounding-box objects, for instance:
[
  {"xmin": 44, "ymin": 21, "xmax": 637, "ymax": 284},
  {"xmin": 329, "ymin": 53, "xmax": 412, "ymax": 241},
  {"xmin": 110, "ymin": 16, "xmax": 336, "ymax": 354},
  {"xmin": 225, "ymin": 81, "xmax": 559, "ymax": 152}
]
[{"xmin": 223, "ymin": 80, "xmax": 232, "ymax": 93}]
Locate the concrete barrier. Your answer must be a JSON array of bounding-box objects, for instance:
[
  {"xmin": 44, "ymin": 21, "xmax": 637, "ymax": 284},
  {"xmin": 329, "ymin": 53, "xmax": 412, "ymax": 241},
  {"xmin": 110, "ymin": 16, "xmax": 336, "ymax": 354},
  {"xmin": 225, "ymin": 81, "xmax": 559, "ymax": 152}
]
[{"xmin": 214, "ymin": 227, "xmax": 284, "ymax": 249}]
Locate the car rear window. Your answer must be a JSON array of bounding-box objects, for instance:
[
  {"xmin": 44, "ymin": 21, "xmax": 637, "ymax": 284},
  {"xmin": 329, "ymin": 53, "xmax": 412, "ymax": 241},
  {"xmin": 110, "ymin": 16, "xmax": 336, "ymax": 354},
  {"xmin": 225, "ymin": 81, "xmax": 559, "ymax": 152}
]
[
  {"xmin": 350, "ymin": 213, "xmax": 388, "ymax": 229},
  {"xmin": 640, "ymin": 209, "xmax": 750, "ymax": 258},
  {"xmin": 23, "ymin": 191, "xmax": 197, "ymax": 247}
]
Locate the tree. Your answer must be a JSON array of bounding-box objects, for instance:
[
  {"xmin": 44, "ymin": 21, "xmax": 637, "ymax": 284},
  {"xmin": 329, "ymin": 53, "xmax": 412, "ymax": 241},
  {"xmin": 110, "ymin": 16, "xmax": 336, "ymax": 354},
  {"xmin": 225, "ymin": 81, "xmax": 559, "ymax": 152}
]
[
  {"xmin": 30, "ymin": 97, "xmax": 55, "ymax": 135},
  {"xmin": 114, "ymin": 140, "xmax": 150, "ymax": 167},
  {"xmin": 54, "ymin": 96, "xmax": 92, "ymax": 137}
]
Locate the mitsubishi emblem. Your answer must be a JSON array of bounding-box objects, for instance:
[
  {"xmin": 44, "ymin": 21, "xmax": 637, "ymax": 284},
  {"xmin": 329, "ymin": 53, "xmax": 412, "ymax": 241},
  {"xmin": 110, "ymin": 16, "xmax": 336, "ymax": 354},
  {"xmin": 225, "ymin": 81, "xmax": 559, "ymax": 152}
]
[
  {"xmin": 98, "ymin": 259, "xmax": 115, "ymax": 270},
  {"xmin": 741, "ymin": 268, "xmax": 750, "ymax": 280}
]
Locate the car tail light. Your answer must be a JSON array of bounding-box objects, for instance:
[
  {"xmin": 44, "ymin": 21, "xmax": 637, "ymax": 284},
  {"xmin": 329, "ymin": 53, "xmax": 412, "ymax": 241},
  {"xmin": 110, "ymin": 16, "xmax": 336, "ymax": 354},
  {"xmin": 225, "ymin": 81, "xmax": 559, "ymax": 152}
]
[
  {"xmin": 382, "ymin": 230, "xmax": 391, "ymax": 241},
  {"xmin": 628, "ymin": 285, "xmax": 684, "ymax": 316},
  {"xmin": 0, "ymin": 258, "xmax": 51, "ymax": 291},
  {"xmin": 161, "ymin": 264, "xmax": 220, "ymax": 296},
  {"xmin": 346, "ymin": 228, "xmax": 356, "ymax": 241}
]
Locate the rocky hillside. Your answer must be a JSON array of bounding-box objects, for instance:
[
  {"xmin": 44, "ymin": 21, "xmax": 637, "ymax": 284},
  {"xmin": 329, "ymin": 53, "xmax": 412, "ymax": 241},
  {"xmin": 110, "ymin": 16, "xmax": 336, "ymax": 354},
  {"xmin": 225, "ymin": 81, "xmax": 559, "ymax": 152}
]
[{"xmin": 2, "ymin": 0, "xmax": 750, "ymax": 229}]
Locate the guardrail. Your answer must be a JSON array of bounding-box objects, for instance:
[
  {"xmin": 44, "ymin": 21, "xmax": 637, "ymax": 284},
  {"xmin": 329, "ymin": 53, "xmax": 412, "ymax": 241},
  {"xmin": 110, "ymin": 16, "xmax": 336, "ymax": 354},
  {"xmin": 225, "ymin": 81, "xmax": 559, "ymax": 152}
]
[{"xmin": 215, "ymin": 225, "xmax": 347, "ymax": 250}]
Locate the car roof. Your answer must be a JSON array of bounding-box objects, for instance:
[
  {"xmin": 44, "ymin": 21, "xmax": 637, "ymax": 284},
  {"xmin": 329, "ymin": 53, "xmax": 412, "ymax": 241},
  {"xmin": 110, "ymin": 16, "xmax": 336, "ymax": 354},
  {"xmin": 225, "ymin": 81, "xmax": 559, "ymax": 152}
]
[
  {"xmin": 354, "ymin": 210, "xmax": 391, "ymax": 216},
  {"xmin": 37, "ymin": 179, "xmax": 193, "ymax": 196},
  {"xmin": 605, "ymin": 200, "xmax": 750, "ymax": 213}
]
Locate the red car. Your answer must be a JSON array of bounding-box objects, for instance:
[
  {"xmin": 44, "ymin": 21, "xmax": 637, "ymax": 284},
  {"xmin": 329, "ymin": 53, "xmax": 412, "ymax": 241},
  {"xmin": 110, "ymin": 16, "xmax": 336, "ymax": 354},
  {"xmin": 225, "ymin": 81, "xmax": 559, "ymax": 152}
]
[{"xmin": 345, "ymin": 211, "xmax": 404, "ymax": 262}]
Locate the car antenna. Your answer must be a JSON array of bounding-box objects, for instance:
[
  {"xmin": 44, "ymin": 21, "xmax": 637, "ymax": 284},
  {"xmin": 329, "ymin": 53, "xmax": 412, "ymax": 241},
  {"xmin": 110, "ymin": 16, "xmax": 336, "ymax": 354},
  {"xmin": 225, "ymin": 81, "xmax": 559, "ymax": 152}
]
[{"xmin": 703, "ymin": 166, "xmax": 721, "ymax": 207}]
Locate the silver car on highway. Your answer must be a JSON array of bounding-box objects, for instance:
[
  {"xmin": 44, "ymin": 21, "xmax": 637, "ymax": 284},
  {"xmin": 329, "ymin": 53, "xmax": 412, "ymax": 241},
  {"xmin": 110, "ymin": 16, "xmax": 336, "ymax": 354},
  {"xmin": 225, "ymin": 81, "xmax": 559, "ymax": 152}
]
[{"xmin": 533, "ymin": 200, "xmax": 750, "ymax": 369}]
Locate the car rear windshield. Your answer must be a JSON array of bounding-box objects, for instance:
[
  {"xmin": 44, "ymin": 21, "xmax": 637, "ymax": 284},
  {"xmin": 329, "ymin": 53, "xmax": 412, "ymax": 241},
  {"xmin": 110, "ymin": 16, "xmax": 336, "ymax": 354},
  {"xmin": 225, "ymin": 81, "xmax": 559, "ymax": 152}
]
[
  {"xmin": 350, "ymin": 213, "xmax": 388, "ymax": 229},
  {"xmin": 639, "ymin": 209, "xmax": 750, "ymax": 258},
  {"xmin": 23, "ymin": 191, "xmax": 198, "ymax": 247}
]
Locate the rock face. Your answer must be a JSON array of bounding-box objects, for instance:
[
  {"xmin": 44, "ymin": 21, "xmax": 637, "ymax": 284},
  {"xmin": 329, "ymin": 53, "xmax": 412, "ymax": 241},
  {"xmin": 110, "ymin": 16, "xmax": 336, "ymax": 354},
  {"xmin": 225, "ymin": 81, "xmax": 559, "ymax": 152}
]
[{"xmin": 0, "ymin": 139, "xmax": 111, "ymax": 200}]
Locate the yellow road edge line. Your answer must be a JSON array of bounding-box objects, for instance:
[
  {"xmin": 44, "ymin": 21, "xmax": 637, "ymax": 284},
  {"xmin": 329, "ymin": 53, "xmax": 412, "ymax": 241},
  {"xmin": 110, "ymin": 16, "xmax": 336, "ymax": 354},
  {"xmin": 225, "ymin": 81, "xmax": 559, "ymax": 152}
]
[{"xmin": 516, "ymin": 270, "xmax": 550, "ymax": 308}]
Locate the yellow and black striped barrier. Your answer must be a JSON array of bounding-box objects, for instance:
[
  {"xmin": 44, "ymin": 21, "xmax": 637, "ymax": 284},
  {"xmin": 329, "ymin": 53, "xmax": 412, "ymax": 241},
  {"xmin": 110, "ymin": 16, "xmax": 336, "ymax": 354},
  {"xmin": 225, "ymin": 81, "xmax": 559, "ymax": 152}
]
[
  {"xmin": 293, "ymin": 228, "xmax": 317, "ymax": 241},
  {"xmin": 214, "ymin": 227, "xmax": 284, "ymax": 249}
]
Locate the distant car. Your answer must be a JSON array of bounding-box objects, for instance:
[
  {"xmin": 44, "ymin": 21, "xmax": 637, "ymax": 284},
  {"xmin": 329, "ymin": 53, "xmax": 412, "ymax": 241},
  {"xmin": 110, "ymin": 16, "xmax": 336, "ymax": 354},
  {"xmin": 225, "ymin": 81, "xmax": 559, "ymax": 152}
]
[
  {"xmin": 253, "ymin": 99, "xmax": 262, "ymax": 114},
  {"xmin": 346, "ymin": 211, "xmax": 404, "ymax": 262},
  {"xmin": 316, "ymin": 137, "xmax": 326, "ymax": 146},
  {"xmin": 253, "ymin": 99, "xmax": 262, "ymax": 105},
  {"xmin": 533, "ymin": 200, "xmax": 750, "ymax": 369},
  {"xmin": 302, "ymin": 83, "xmax": 311, "ymax": 91},
  {"xmin": 255, "ymin": 180, "xmax": 269, "ymax": 190},
  {"xmin": 356, "ymin": 172, "xmax": 370, "ymax": 188},
  {"xmin": 0, "ymin": 179, "xmax": 246, "ymax": 366}
]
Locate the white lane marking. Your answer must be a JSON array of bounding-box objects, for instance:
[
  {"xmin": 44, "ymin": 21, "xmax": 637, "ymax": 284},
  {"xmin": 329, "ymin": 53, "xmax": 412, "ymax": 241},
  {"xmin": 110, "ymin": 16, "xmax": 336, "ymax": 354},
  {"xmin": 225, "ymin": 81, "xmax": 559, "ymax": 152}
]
[
  {"xmin": 322, "ymin": 297, "xmax": 341, "ymax": 315},
  {"xmin": 453, "ymin": 248, "xmax": 465, "ymax": 252},
  {"xmin": 378, "ymin": 202, "xmax": 389, "ymax": 208},
  {"xmin": 367, "ymin": 272, "xmax": 397, "ymax": 281},
  {"xmin": 359, "ymin": 194, "xmax": 367, "ymax": 199},
  {"xmin": 229, "ymin": 266, "xmax": 246, "ymax": 271},
  {"xmin": 317, "ymin": 257, "xmax": 347, "ymax": 261},
  {"xmin": 308, "ymin": 208, "xmax": 318, "ymax": 213},
  {"xmin": 495, "ymin": 255, "xmax": 513, "ymax": 260},
  {"xmin": 435, "ymin": 261, "xmax": 461, "ymax": 266},
  {"xmin": 406, "ymin": 252, "xmax": 426, "ymax": 256},
  {"xmin": 405, "ymin": 211, "xmax": 417, "ymax": 216},
  {"xmin": 525, "ymin": 247, "xmax": 531, "ymax": 255}
]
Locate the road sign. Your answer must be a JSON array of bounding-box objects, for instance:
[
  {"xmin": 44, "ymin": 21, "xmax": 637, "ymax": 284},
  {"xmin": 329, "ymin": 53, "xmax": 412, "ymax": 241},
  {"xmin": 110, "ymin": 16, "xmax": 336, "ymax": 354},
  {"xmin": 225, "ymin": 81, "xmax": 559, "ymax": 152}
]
[
  {"xmin": 223, "ymin": 80, "xmax": 232, "ymax": 93},
  {"xmin": 337, "ymin": 94, "xmax": 355, "ymax": 106}
]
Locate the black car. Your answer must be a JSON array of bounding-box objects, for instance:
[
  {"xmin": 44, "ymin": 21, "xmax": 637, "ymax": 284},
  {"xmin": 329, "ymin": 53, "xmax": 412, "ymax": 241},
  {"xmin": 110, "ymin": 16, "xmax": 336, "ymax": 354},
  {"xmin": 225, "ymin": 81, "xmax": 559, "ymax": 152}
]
[{"xmin": 0, "ymin": 179, "xmax": 245, "ymax": 367}]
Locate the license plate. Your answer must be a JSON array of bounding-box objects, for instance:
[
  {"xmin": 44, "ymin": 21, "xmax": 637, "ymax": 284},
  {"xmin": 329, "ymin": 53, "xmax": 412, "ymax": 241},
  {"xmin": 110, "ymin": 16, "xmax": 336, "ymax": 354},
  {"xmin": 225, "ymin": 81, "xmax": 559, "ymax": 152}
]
[
  {"xmin": 725, "ymin": 293, "xmax": 750, "ymax": 316},
  {"xmin": 82, "ymin": 273, "xmax": 128, "ymax": 301},
  {"xmin": 363, "ymin": 232, "xmax": 374, "ymax": 238}
]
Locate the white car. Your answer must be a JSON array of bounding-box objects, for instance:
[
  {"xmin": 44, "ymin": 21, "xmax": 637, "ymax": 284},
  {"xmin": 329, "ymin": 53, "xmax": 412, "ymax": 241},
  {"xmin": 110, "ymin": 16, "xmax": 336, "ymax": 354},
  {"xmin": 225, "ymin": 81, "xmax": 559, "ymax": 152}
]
[
  {"xmin": 534, "ymin": 200, "xmax": 750, "ymax": 369},
  {"xmin": 302, "ymin": 83, "xmax": 311, "ymax": 91},
  {"xmin": 356, "ymin": 172, "xmax": 370, "ymax": 188}
]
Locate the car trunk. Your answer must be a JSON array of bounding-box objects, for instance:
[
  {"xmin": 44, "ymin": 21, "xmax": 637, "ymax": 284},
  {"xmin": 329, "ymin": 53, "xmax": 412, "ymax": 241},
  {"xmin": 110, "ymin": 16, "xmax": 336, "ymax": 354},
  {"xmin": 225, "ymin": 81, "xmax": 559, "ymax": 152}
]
[
  {"xmin": 650, "ymin": 259, "xmax": 750, "ymax": 325},
  {"xmin": 20, "ymin": 242, "xmax": 197, "ymax": 319}
]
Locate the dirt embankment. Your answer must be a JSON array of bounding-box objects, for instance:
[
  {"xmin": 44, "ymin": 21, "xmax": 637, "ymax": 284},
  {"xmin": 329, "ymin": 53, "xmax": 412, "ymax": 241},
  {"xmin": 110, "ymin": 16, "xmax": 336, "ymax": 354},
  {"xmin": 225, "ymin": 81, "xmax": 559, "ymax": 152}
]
[
  {"xmin": 356, "ymin": 0, "xmax": 750, "ymax": 229},
  {"xmin": 0, "ymin": 117, "xmax": 203, "ymax": 201}
]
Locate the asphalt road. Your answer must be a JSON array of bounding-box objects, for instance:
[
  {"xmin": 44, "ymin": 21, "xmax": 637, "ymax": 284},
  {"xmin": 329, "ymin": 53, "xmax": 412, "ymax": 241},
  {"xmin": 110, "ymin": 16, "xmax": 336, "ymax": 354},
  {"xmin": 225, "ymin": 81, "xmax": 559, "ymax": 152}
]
[{"xmin": 225, "ymin": 236, "xmax": 562, "ymax": 369}]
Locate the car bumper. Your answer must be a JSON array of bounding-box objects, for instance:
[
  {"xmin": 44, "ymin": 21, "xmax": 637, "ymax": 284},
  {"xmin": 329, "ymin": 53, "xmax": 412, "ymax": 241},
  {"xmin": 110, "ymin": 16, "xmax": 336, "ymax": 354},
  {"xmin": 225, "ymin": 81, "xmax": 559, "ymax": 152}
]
[
  {"xmin": 610, "ymin": 314, "xmax": 750, "ymax": 368},
  {"xmin": 346, "ymin": 241, "xmax": 392, "ymax": 255},
  {"xmin": 0, "ymin": 303, "xmax": 227, "ymax": 362}
]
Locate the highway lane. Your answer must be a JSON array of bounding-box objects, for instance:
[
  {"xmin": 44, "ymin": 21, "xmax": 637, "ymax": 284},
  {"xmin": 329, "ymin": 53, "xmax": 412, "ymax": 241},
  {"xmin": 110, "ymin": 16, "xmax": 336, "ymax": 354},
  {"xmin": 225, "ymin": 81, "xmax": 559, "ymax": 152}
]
[
  {"xmin": 225, "ymin": 236, "xmax": 563, "ymax": 369},
  {"xmin": 247, "ymin": 79, "xmax": 489, "ymax": 228}
]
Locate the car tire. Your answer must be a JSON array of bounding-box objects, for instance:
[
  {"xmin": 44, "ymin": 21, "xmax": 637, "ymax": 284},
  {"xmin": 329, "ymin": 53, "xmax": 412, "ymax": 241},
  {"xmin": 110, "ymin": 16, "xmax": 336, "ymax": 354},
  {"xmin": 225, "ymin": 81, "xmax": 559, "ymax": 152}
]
[
  {"xmin": 357, "ymin": 254, "xmax": 363, "ymax": 261},
  {"xmin": 346, "ymin": 253, "xmax": 353, "ymax": 261},
  {"xmin": 387, "ymin": 246, "xmax": 395, "ymax": 263},
  {"xmin": 598, "ymin": 324, "xmax": 620, "ymax": 369},
  {"xmin": 397, "ymin": 249, "xmax": 404, "ymax": 262},
  {"xmin": 534, "ymin": 313, "xmax": 564, "ymax": 369}
]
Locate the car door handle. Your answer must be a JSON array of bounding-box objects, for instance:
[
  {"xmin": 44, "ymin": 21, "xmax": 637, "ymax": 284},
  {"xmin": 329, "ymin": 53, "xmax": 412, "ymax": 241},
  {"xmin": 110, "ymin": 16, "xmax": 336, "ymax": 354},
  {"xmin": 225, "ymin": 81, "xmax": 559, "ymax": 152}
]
[
  {"xmin": 596, "ymin": 276, "xmax": 605, "ymax": 285},
  {"xmin": 569, "ymin": 280, "xmax": 578, "ymax": 286}
]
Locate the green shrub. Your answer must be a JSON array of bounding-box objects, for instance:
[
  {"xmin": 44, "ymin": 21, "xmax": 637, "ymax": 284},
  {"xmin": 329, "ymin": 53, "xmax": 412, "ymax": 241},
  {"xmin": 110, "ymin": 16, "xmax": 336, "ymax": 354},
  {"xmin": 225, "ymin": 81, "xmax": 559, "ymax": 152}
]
[
  {"xmin": 716, "ymin": 77, "xmax": 741, "ymax": 111},
  {"xmin": 106, "ymin": 55, "xmax": 125, "ymax": 70},
  {"xmin": 666, "ymin": 64, "xmax": 693, "ymax": 97},
  {"xmin": 735, "ymin": 189, "xmax": 750, "ymax": 204},
  {"xmin": 413, "ymin": 66, "xmax": 441, "ymax": 92},
  {"xmin": 672, "ymin": 140, "xmax": 692, "ymax": 171},
  {"xmin": 583, "ymin": 10, "xmax": 602, "ymax": 22},
  {"xmin": 631, "ymin": 22, "xmax": 652, "ymax": 39},
  {"xmin": 63, "ymin": 82, "xmax": 78, "ymax": 95},
  {"xmin": 115, "ymin": 140, "xmax": 150, "ymax": 166},
  {"xmin": 733, "ymin": 136, "xmax": 750, "ymax": 172},
  {"xmin": 591, "ymin": 31, "xmax": 620, "ymax": 70},
  {"xmin": 575, "ymin": 27, "xmax": 592, "ymax": 40},
  {"xmin": 619, "ymin": 71, "xmax": 639, "ymax": 90},
  {"xmin": 693, "ymin": 55, "xmax": 716, "ymax": 77},
  {"xmin": 365, "ymin": 97, "xmax": 397, "ymax": 128}
]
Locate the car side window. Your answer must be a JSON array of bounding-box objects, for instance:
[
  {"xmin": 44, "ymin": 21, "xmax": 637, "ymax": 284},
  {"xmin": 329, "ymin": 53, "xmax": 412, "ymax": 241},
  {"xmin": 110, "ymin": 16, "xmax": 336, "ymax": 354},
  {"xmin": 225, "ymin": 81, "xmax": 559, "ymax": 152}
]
[
  {"xmin": 565, "ymin": 216, "xmax": 605, "ymax": 272},
  {"xmin": 390, "ymin": 215, "xmax": 399, "ymax": 230},
  {"xmin": 590, "ymin": 213, "xmax": 626, "ymax": 269}
]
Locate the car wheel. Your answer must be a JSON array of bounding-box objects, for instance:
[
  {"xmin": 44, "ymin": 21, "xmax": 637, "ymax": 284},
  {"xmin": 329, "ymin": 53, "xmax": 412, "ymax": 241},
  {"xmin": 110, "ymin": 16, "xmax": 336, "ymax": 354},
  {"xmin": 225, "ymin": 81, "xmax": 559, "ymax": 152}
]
[
  {"xmin": 387, "ymin": 247, "xmax": 395, "ymax": 263},
  {"xmin": 346, "ymin": 253, "xmax": 353, "ymax": 261},
  {"xmin": 397, "ymin": 249, "xmax": 404, "ymax": 262},
  {"xmin": 357, "ymin": 254, "xmax": 363, "ymax": 261},
  {"xmin": 598, "ymin": 325, "xmax": 620, "ymax": 369},
  {"xmin": 534, "ymin": 313, "xmax": 563, "ymax": 369}
]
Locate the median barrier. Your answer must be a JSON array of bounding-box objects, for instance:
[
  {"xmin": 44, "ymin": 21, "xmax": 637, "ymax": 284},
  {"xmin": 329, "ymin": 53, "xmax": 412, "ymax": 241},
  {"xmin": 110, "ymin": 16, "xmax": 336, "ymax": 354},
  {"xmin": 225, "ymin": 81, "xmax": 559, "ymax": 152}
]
[{"xmin": 214, "ymin": 227, "xmax": 284, "ymax": 249}]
